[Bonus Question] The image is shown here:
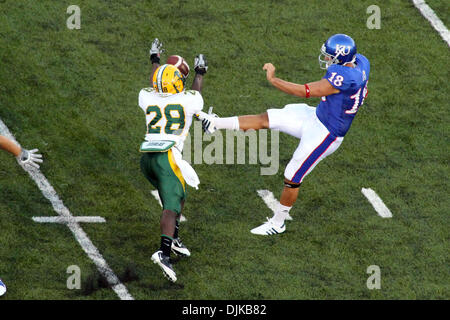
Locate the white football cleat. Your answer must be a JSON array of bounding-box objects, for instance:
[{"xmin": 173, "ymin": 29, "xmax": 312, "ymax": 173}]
[
  {"xmin": 151, "ymin": 251, "xmax": 177, "ymax": 282},
  {"xmin": 250, "ymin": 218, "xmax": 286, "ymax": 235},
  {"xmin": 286, "ymin": 214, "xmax": 293, "ymax": 221},
  {"xmin": 180, "ymin": 214, "xmax": 187, "ymax": 222},
  {"xmin": 171, "ymin": 238, "xmax": 191, "ymax": 257}
]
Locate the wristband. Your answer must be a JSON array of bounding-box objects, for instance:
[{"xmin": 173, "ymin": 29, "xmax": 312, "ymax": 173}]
[
  {"xmin": 195, "ymin": 68, "xmax": 207, "ymax": 75},
  {"xmin": 304, "ymin": 83, "xmax": 310, "ymax": 98},
  {"xmin": 150, "ymin": 54, "xmax": 160, "ymax": 64}
]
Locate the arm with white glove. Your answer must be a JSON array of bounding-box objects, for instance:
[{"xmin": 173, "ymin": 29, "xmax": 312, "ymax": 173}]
[
  {"xmin": 191, "ymin": 54, "xmax": 208, "ymax": 93},
  {"xmin": 149, "ymin": 38, "xmax": 165, "ymax": 85},
  {"xmin": 0, "ymin": 135, "xmax": 43, "ymax": 168},
  {"xmin": 196, "ymin": 107, "xmax": 217, "ymax": 134},
  {"xmin": 18, "ymin": 148, "xmax": 43, "ymax": 168}
]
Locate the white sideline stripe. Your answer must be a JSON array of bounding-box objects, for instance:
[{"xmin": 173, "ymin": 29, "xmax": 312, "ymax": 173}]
[
  {"xmin": 0, "ymin": 118, "xmax": 134, "ymax": 300},
  {"xmin": 257, "ymin": 189, "xmax": 293, "ymax": 220},
  {"xmin": 32, "ymin": 216, "xmax": 106, "ymax": 223},
  {"xmin": 361, "ymin": 188, "xmax": 393, "ymax": 218},
  {"xmin": 412, "ymin": 0, "xmax": 450, "ymax": 46},
  {"xmin": 150, "ymin": 190, "xmax": 187, "ymax": 222}
]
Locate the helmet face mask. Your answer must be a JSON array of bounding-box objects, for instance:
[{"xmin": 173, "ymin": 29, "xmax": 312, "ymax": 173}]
[
  {"xmin": 318, "ymin": 44, "xmax": 335, "ymax": 70},
  {"xmin": 318, "ymin": 34, "xmax": 357, "ymax": 70},
  {"xmin": 152, "ymin": 64, "xmax": 185, "ymax": 94}
]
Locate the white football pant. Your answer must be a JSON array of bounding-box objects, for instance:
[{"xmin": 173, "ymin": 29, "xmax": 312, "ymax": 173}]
[{"xmin": 267, "ymin": 104, "xmax": 343, "ymax": 183}]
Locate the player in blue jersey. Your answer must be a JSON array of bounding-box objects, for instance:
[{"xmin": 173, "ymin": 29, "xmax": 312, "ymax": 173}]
[{"xmin": 197, "ymin": 34, "xmax": 370, "ymax": 235}]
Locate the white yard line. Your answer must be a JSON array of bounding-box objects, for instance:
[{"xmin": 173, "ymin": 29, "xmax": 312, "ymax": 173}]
[
  {"xmin": 0, "ymin": 118, "xmax": 134, "ymax": 300},
  {"xmin": 412, "ymin": 0, "xmax": 450, "ymax": 46},
  {"xmin": 32, "ymin": 216, "xmax": 106, "ymax": 223},
  {"xmin": 257, "ymin": 189, "xmax": 293, "ymax": 220},
  {"xmin": 361, "ymin": 188, "xmax": 393, "ymax": 218}
]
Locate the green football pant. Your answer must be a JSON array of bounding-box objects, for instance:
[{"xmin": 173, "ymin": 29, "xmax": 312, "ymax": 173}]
[{"xmin": 140, "ymin": 149, "xmax": 186, "ymax": 215}]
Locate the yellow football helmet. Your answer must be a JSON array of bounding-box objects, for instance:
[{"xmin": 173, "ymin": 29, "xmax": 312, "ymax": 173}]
[{"xmin": 152, "ymin": 64, "xmax": 185, "ymax": 94}]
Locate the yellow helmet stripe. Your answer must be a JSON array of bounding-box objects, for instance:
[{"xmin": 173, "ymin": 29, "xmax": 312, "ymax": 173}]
[{"xmin": 156, "ymin": 64, "xmax": 167, "ymax": 92}]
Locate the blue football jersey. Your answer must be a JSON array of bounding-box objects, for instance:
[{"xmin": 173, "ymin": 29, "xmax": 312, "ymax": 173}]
[{"xmin": 316, "ymin": 53, "xmax": 370, "ymax": 137}]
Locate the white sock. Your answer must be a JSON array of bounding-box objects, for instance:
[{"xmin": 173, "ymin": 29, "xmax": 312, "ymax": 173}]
[
  {"xmin": 214, "ymin": 116, "xmax": 240, "ymax": 130},
  {"xmin": 272, "ymin": 204, "xmax": 291, "ymax": 225}
]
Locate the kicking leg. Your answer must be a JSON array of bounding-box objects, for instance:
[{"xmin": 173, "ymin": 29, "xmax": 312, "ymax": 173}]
[
  {"xmin": 208, "ymin": 113, "xmax": 269, "ymax": 131},
  {"xmin": 237, "ymin": 113, "xmax": 269, "ymax": 131}
]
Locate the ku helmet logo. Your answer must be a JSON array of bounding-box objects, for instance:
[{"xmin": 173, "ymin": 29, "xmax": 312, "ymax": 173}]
[{"xmin": 335, "ymin": 45, "xmax": 351, "ymax": 56}]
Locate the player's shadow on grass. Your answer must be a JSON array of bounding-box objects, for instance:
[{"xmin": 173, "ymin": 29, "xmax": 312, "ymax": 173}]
[
  {"xmin": 146, "ymin": 281, "xmax": 185, "ymax": 291},
  {"xmin": 143, "ymin": 257, "xmax": 185, "ymax": 290},
  {"xmin": 81, "ymin": 264, "xmax": 140, "ymax": 296}
]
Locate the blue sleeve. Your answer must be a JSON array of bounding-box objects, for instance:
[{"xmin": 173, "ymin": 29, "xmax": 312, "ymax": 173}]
[{"xmin": 323, "ymin": 65, "xmax": 355, "ymax": 91}]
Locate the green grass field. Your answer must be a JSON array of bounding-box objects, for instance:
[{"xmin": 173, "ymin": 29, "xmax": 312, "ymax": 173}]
[{"xmin": 0, "ymin": 0, "xmax": 448, "ymax": 300}]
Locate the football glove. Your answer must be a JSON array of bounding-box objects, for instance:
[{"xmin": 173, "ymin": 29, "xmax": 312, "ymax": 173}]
[
  {"xmin": 149, "ymin": 38, "xmax": 164, "ymax": 63},
  {"xmin": 194, "ymin": 54, "xmax": 208, "ymax": 75},
  {"xmin": 196, "ymin": 107, "xmax": 217, "ymax": 134},
  {"xmin": 18, "ymin": 148, "xmax": 43, "ymax": 168}
]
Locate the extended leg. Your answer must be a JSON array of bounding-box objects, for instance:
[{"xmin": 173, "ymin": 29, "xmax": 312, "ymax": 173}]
[
  {"xmin": 211, "ymin": 113, "xmax": 269, "ymax": 131},
  {"xmin": 237, "ymin": 113, "xmax": 269, "ymax": 131}
]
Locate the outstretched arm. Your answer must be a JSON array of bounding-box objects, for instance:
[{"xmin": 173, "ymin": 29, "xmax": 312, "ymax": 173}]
[
  {"xmin": 197, "ymin": 62, "xmax": 340, "ymax": 134},
  {"xmin": 149, "ymin": 38, "xmax": 164, "ymax": 85},
  {"xmin": 263, "ymin": 63, "xmax": 339, "ymax": 98},
  {"xmin": 0, "ymin": 135, "xmax": 21, "ymax": 156},
  {"xmin": 191, "ymin": 54, "xmax": 208, "ymax": 93},
  {"xmin": 0, "ymin": 135, "xmax": 43, "ymax": 168},
  {"xmin": 191, "ymin": 73, "xmax": 204, "ymax": 93}
]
